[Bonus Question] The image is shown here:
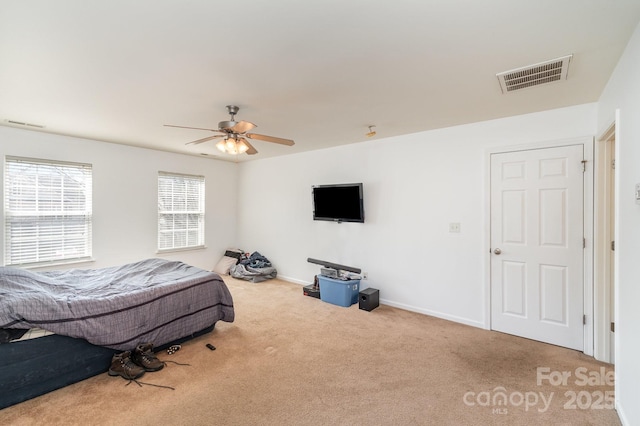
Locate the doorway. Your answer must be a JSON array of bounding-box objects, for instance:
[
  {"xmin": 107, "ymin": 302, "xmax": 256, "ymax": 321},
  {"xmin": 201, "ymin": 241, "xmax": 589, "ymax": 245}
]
[{"xmin": 594, "ymin": 122, "xmax": 616, "ymax": 364}]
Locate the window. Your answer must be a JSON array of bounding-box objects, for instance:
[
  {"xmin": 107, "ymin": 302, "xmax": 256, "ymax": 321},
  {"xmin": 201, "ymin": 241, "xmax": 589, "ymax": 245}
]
[
  {"xmin": 158, "ymin": 172, "xmax": 205, "ymax": 251},
  {"xmin": 4, "ymin": 156, "xmax": 92, "ymax": 267}
]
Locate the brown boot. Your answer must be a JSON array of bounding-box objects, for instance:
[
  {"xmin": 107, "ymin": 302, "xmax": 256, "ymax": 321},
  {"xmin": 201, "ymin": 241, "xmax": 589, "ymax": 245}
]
[
  {"xmin": 132, "ymin": 343, "xmax": 164, "ymax": 372},
  {"xmin": 108, "ymin": 351, "xmax": 145, "ymax": 379}
]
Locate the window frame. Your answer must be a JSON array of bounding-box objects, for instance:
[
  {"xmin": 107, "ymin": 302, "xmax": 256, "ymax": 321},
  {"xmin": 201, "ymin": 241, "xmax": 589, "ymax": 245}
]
[
  {"xmin": 157, "ymin": 171, "xmax": 205, "ymax": 252},
  {"xmin": 4, "ymin": 156, "xmax": 93, "ymax": 267}
]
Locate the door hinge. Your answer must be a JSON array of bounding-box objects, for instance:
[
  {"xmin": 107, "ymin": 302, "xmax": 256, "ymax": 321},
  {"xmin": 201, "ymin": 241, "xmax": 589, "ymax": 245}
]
[
  {"xmin": 582, "ymin": 160, "xmax": 587, "ymax": 172},
  {"xmin": 611, "ymin": 322, "xmax": 615, "ymax": 332},
  {"xmin": 611, "ymin": 241, "xmax": 615, "ymax": 251},
  {"xmin": 583, "ymin": 238, "xmax": 586, "ymax": 249},
  {"xmin": 612, "ymin": 159, "xmax": 615, "ymax": 170},
  {"xmin": 583, "ymin": 315, "xmax": 587, "ymax": 325}
]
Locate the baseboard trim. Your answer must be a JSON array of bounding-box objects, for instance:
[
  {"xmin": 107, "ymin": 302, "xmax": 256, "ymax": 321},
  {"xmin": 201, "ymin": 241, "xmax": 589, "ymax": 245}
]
[
  {"xmin": 277, "ymin": 275, "xmax": 310, "ymax": 286},
  {"xmin": 278, "ymin": 275, "xmax": 484, "ymax": 330},
  {"xmin": 380, "ymin": 299, "xmax": 485, "ymax": 329},
  {"xmin": 616, "ymin": 401, "xmax": 628, "ymax": 426}
]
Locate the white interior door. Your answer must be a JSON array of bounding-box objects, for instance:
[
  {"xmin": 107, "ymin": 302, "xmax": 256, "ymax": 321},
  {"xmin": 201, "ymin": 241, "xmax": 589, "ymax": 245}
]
[{"xmin": 490, "ymin": 145, "xmax": 584, "ymax": 351}]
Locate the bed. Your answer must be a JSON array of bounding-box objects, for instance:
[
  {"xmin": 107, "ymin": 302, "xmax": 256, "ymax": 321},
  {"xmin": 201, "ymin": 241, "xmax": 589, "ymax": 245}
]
[{"xmin": 0, "ymin": 258, "xmax": 234, "ymax": 409}]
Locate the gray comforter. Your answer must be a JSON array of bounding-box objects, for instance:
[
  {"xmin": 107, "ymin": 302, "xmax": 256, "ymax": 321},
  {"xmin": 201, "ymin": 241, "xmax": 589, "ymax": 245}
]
[{"xmin": 0, "ymin": 258, "xmax": 234, "ymax": 350}]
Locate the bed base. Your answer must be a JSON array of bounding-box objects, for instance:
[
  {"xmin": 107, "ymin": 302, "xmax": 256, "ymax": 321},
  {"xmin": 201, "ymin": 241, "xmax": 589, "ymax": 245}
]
[{"xmin": 0, "ymin": 324, "xmax": 214, "ymax": 410}]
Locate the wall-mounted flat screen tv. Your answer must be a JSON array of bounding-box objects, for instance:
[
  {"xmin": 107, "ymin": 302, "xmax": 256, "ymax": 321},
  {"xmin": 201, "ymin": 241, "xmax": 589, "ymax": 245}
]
[{"xmin": 312, "ymin": 183, "xmax": 364, "ymax": 223}]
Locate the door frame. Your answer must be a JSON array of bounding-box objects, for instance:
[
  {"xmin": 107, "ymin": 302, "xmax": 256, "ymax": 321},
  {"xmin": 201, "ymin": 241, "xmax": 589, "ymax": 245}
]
[
  {"xmin": 484, "ymin": 136, "xmax": 594, "ymax": 355},
  {"xmin": 593, "ymin": 114, "xmax": 618, "ymax": 363}
]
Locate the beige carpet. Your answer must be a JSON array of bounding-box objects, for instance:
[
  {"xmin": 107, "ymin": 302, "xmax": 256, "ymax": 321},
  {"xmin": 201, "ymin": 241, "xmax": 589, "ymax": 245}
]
[{"xmin": 0, "ymin": 277, "xmax": 619, "ymax": 425}]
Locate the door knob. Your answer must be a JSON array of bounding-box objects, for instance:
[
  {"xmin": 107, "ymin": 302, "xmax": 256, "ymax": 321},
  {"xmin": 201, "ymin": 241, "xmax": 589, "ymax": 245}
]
[{"xmin": 493, "ymin": 248, "xmax": 502, "ymax": 255}]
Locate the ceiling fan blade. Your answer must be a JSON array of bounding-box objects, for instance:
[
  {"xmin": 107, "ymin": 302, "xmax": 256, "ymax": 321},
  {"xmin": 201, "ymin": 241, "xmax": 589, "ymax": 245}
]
[
  {"xmin": 230, "ymin": 120, "xmax": 257, "ymax": 134},
  {"xmin": 186, "ymin": 134, "xmax": 226, "ymax": 145},
  {"xmin": 241, "ymin": 138, "xmax": 258, "ymax": 155},
  {"xmin": 246, "ymin": 133, "xmax": 295, "ymax": 146},
  {"xmin": 164, "ymin": 124, "xmax": 219, "ymax": 132}
]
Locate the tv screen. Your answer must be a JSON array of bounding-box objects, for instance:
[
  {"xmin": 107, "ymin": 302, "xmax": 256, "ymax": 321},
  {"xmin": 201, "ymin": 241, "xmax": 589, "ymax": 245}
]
[{"xmin": 312, "ymin": 183, "xmax": 364, "ymax": 223}]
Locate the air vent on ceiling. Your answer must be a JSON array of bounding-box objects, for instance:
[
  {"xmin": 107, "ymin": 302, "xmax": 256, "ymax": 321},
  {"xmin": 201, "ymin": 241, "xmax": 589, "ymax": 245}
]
[
  {"xmin": 496, "ymin": 54, "xmax": 572, "ymax": 94},
  {"xmin": 4, "ymin": 119, "xmax": 46, "ymax": 129}
]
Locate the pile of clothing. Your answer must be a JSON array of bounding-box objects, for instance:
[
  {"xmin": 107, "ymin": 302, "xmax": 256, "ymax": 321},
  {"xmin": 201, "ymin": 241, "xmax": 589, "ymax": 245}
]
[{"xmin": 230, "ymin": 251, "xmax": 277, "ymax": 283}]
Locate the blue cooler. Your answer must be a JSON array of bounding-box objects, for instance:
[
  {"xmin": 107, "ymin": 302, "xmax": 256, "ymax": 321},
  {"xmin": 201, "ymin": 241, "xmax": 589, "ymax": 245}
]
[{"xmin": 317, "ymin": 275, "xmax": 360, "ymax": 307}]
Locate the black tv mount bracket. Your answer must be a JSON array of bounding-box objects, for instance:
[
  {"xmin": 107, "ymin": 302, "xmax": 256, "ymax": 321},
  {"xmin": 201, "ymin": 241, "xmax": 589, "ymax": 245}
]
[{"xmin": 307, "ymin": 258, "xmax": 361, "ymax": 274}]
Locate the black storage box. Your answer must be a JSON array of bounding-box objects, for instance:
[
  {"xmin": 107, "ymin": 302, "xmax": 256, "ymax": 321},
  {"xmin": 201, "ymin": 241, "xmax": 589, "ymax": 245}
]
[{"xmin": 359, "ymin": 288, "xmax": 379, "ymax": 311}]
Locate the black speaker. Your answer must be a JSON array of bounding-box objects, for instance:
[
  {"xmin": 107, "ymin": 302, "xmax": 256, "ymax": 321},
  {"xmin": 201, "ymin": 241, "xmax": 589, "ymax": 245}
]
[{"xmin": 359, "ymin": 288, "xmax": 379, "ymax": 311}]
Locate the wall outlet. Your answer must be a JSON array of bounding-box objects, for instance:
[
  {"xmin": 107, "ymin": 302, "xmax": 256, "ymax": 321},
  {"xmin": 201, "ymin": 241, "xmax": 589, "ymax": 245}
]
[
  {"xmin": 363, "ymin": 272, "xmax": 368, "ymax": 280},
  {"xmin": 449, "ymin": 223, "xmax": 461, "ymax": 233}
]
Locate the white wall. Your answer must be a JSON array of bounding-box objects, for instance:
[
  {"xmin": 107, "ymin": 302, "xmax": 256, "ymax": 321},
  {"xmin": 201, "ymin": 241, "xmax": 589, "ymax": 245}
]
[
  {"xmin": 0, "ymin": 126, "xmax": 239, "ymax": 271},
  {"xmin": 597, "ymin": 21, "xmax": 640, "ymax": 426},
  {"xmin": 237, "ymin": 103, "xmax": 597, "ymax": 328}
]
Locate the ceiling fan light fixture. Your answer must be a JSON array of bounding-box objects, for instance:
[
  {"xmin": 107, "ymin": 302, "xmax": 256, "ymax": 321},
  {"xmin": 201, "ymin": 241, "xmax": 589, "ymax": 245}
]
[
  {"xmin": 225, "ymin": 138, "xmax": 237, "ymax": 152},
  {"xmin": 215, "ymin": 136, "xmax": 250, "ymax": 155},
  {"xmin": 237, "ymin": 139, "xmax": 249, "ymax": 154}
]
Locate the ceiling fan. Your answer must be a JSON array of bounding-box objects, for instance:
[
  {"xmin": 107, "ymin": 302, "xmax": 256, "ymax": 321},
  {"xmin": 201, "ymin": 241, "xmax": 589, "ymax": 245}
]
[{"xmin": 164, "ymin": 105, "xmax": 294, "ymax": 155}]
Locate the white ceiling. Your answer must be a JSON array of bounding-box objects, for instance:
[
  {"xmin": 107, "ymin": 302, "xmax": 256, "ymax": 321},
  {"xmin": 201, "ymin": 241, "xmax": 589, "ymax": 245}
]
[{"xmin": 1, "ymin": 1, "xmax": 639, "ymax": 162}]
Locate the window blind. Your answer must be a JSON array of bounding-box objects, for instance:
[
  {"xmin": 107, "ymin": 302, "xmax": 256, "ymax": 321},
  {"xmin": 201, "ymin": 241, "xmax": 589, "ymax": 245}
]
[
  {"xmin": 4, "ymin": 156, "xmax": 93, "ymax": 266},
  {"xmin": 158, "ymin": 172, "xmax": 205, "ymax": 251}
]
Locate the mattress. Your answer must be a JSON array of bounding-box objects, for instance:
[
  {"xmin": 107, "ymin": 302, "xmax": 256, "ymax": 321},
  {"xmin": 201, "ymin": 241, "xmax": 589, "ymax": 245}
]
[{"xmin": 11, "ymin": 328, "xmax": 54, "ymax": 342}]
